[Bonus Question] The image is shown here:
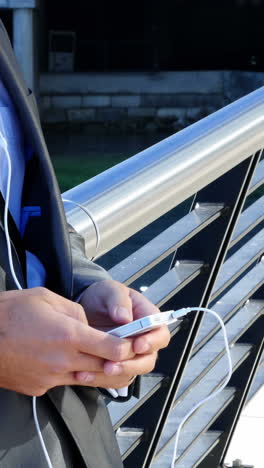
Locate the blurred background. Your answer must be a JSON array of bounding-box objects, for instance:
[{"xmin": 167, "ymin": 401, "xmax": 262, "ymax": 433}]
[
  {"xmin": 1, "ymin": 3, "xmax": 264, "ymax": 467},
  {"xmin": 1, "ymin": 0, "xmax": 264, "ymax": 192}
]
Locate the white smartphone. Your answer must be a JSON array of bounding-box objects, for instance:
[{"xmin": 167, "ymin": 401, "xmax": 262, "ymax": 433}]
[
  {"xmin": 107, "ymin": 310, "xmax": 180, "ymax": 338},
  {"xmin": 106, "ymin": 310, "xmax": 180, "ymax": 398}
]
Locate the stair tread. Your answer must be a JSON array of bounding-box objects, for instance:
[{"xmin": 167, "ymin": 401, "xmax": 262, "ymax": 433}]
[
  {"xmin": 154, "ymin": 352, "xmax": 263, "ymax": 466},
  {"xmin": 249, "ymin": 158, "xmax": 264, "ymax": 192},
  {"xmin": 152, "ymin": 431, "xmax": 221, "ymax": 467},
  {"xmin": 110, "ymin": 203, "xmax": 223, "ymax": 285},
  {"xmin": 155, "ymin": 388, "xmax": 235, "ymax": 459},
  {"xmin": 247, "ymin": 355, "xmax": 264, "ymax": 402},
  {"xmin": 116, "ymin": 428, "xmax": 143, "ymax": 457},
  {"xmin": 144, "ymin": 260, "xmax": 204, "ymax": 307},
  {"xmin": 212, "ymin": 229, "xmax": 264, "ymax": 298},
  {"xmin": 195, "ymin": 261, "xmax": 264, "ymax": 350},
  {"xmin": 108, "ymin": 374, "xmax": 163, "ymax": 428},
  {"xmin": 156, "ymin": 345, "xmax": 250, "ymax": 453},
  {"xmin": 178, "ymin": 301, "xmax": 263, "ymax": 398},
  {"xmin": 231, "ymin": 195, "xmax": 264, "ymax": 246}
]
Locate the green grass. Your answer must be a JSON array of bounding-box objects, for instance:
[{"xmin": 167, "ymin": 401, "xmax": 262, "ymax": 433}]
[{"xmin": 52, "ymin": 153, "xmax": 129, "ymax": 193}]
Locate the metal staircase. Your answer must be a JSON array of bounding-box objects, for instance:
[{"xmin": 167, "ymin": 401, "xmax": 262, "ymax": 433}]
[
  {"xmin": 108, "ymin": 206, "xmax": 264, "ymax": 467},
  {"xmin": 64, "ymin": 87, "xmax": 264, "ymax": 467}
]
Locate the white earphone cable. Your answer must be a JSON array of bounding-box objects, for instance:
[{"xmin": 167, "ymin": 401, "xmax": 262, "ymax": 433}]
[
  {"xmin": 169, "ymin": 307, "xmax": 233, "ymax": 467},
  {"xmin": 32, "ymin": 396, "xmax": 53, "ymax": 468}
]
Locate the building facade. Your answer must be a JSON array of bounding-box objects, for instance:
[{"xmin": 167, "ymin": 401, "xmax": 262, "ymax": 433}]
[{"xmin": 1, "ymin": 0, "xmax": 264, "ymax": 126}]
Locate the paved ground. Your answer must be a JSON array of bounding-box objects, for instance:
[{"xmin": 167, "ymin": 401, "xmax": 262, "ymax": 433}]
[{"xmin": 225, "ymin": 387, "xmax": 264, "ymax": 467}]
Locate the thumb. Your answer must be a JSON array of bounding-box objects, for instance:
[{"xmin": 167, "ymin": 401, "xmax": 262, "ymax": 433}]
[{"xmin": 104, "ymin": 281, "xmax": 133, "ymax": 324}]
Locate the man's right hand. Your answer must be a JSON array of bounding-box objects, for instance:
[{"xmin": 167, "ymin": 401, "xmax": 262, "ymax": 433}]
[{"xmin": 0, "ymin": 287, "xmax": 135, "ymax": 396}]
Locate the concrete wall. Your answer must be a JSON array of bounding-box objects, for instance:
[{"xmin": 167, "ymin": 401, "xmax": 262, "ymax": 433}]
[{"xmin": 39, "ymin": 70, "xmax": 264, "ymax": 127}]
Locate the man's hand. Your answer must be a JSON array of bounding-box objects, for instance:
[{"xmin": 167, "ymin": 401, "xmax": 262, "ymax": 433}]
[
  {"xmin": 78, "ymin": 279, "xmax": 170, "ymax": 386},
  {"xmin": 0, "ymin": 287, "xmax": 135, "ymax": 396}
]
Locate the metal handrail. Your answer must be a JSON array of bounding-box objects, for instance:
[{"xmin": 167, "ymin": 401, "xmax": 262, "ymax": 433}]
[{"xmin": 63, "ymin": 86, "xmax": 264, "ymax": 259}]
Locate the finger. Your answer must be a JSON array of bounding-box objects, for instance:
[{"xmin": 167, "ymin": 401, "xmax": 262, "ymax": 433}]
[
  {"xmin": 133, "ymin": 325, "xmax": 171, "ymax": 354},
  {"xmin": 129, "ymin": 288, "xmax": 160, "ymax": 319},
  {"xmin": 38, "ymin": 289, "xmax": 89, "ymax": 325},
  {"xmin": 3, "ymin": 287, "xmax": 89, "ymax": 325},
  {"xmin": 104, "ymin": 352, "xmax": 158, "ymax": 377},
  {"xmin": 54, "ymin": 300, "xmax": 88, "ymax": 325},
  {"xmin": 67, "ymin": 352, "xmax": 158, "ymax": 388},
  {"xmin": 35, "ymin": 352, "xmax": 105, "ymax": 390},
  {"xmin": 45, "ymin": 354, "xmax": 105, "ymax": 388},
  {"xmin": 71, "ymin": 352, "xmax": 105, "ymax": 373},
  {"xmin": 46, "ymin": 371, "xmax": 97, "ymax": 388},
  {"xmin": 101, "ymin": 280, "xmax": 134, "ymax": 324},
  {"xmin": 72, "ymin": 321, "xmax": 135, "ymax": 361},
  {"xmin": 72, "ymin": 371, "xmax": 137, "ymax": 389}
]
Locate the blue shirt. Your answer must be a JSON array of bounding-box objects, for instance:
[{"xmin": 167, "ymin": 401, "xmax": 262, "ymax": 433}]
[{"xmin": 0, "ymin": 79, "xmax": 46, "ymax": 288}]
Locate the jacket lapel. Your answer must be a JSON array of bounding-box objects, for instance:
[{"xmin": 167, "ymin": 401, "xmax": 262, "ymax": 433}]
[{"xmin": 0, "ymin": 23, "xmax": 73, "ymax": 299}]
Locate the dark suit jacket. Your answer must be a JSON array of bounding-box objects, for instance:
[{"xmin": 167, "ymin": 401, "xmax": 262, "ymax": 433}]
[{"xmin": 0, "ymin": 20, "xmax": 124, "ymax": 468}]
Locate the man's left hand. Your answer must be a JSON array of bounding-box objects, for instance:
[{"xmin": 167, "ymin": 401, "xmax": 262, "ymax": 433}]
[{"xmin": 77, "ymin": 279, "xmax": 170, "ymax": 384}]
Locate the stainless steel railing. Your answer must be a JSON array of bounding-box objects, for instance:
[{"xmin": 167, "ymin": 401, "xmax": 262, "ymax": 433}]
[{"xmin": 63, "ymin": 86, "xmax": 264, "ymax": 259}]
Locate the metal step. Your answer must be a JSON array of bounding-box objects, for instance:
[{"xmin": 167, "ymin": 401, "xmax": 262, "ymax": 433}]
[
  {"xmin": 230, "ymin": 195, "xmax": 264, "ymax": 248},
  {"xmin": 180, "ymin": 362, "xmax": 264, "ymax": 468},
  {"xmin": 153, "ymin": 351, "xmax": 263, "ymax": 468},
  {"xmin": 195, "ymin": 261, "xmax": 264, "ymax": 352},
  {"xmin": 152, "ymin": 388, "xmax": 235, "ymax": 467},
  {"xmin": 177, "ymin": 300, "xmax": 264, "ymax": 400},
  {"xmin": 143, "ymin": 260, "xmax": 204, "ymax": 307},
  {"xmin": 248, "ymin": 158, "xmax": 264, "ymax": 194},
  {"xmin": 111, "ymin": 345, "xmax": 251, "ymax": 462},
  {"xmin": 116, "ymin": 427, "xmax": 144, "ymax": 459},
  {"xmin": 157, "ymin": 431, "xmax": 221, "ymax": 468},
  {"xmin": 109, "ymin": 203, "xmax": 224, "ymax": 285},
  {"xmin": 177, "ymin": 359, "xmax": 264, "ymax": 468},
  {"xmin": 157, "ymin": 345, "xmax": 251, "ymax": 458},
  {"xmin": 246, "ymin": 356, "xmax": 264, "ymax": 402},
  {"xmin": 108, "ymin": 374, "xmax": 164, "ymax": 429},
  {"xmin": 212, "ymin": 229, "xmax": 264, "ymax": 299}
]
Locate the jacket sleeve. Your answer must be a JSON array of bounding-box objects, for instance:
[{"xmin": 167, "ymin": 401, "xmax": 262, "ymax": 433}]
[
  {"xmin": 68, "ymin": 223, "xmax": 111, "ymax": 299},
  {"xmin": 68, "ymin": 224, "xmax": 141, "ymax": 402}
]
